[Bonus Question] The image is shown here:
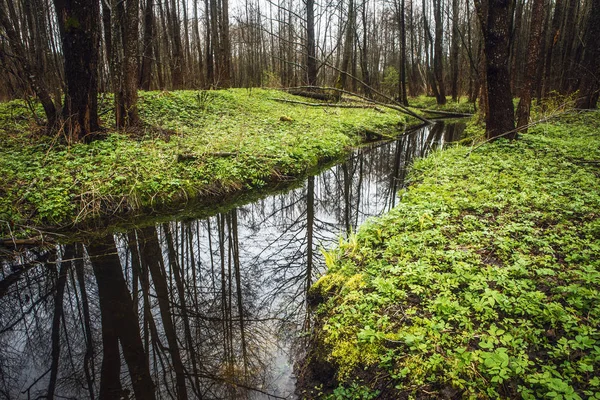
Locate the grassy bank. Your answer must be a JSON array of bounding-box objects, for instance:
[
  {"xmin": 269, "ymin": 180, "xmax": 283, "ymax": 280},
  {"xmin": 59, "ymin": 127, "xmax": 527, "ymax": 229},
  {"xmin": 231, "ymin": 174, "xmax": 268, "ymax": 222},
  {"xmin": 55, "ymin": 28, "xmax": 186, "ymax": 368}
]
[
  {"xmin": 0, "ymin": 89, "xmax": 408, "ymax": 238},
  {"xmin": 303, "ymin": 112, "xmax": 600, "ymax": 399}
]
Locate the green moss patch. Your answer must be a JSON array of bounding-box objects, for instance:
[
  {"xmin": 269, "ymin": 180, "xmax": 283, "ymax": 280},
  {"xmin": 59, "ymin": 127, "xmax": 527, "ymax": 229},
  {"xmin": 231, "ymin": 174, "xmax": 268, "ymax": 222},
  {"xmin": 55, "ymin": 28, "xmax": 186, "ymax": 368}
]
[{"xmin": 306, "ymin": 112, "xmax": 600, "ymax": 399}]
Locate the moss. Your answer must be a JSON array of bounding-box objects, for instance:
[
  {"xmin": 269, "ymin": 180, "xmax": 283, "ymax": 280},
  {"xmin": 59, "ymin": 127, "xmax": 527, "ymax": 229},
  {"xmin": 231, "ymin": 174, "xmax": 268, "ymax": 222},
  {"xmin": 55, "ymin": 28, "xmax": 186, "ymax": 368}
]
[{"xmin": 306, "ymin": 112, "xmax": 600, "ymax": 399}]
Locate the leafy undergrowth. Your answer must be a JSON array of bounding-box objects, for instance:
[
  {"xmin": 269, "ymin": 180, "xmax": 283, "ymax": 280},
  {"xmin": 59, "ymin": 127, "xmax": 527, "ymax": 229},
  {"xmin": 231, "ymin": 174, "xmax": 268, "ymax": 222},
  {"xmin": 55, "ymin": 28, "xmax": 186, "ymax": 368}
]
[
  {"xmin": 303, "ymin": 112, "xmax": 600, "ymax": 399},
  {"xmin": 0, "ymin": 89, "xmax": 406, "ymax": 237},
  {"xmin": 408, "ymin": 95, "xmax": 476, "ymax": 114}
]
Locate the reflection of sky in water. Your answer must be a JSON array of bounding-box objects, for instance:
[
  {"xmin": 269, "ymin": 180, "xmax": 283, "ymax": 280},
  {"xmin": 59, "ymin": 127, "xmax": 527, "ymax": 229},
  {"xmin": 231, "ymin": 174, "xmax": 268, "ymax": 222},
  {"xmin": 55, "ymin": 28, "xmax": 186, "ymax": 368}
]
[{"xmin": 0, "ymin": 122, "xmax": 464, "ymax": 399}]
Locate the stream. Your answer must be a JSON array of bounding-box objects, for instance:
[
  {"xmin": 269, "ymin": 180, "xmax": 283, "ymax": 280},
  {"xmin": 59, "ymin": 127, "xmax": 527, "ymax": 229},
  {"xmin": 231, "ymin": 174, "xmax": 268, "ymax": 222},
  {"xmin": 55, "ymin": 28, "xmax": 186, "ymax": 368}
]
[{"xmin": 0, "ymin": 121, "xmax": 465, "ymax": 399}]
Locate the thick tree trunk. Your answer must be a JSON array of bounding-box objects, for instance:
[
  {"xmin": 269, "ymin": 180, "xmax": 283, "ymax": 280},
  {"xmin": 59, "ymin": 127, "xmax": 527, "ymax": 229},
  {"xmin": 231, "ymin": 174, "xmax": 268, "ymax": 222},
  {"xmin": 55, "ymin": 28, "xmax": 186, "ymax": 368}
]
[
  {"xmin": 575, "ymin": 1, "xmax": 600, "ymax": 109},
  {"xmin": 90, "ymin": 240, "xmax": 157, "ymax": 400},
  {"xmin": 53, "ymin": 0, "xmax": 101, "ymax": 142},
  {"xmin": 516, "ymin": 0, "xmax": 545, "ymax": 131},
  {"xmin": 113, "ymin": 0, "xmax": 140, "ymax": 128},
  {"xmin": 140, "ymin": 0, "xmax": 154, "ymax": 90},
  {"xmin": 479, "ymin": 0, "xmax": 515, "ymax": 139},
  {"xmin": 169, "ymin": 0, "xmax": 184, "ymax": 88}
]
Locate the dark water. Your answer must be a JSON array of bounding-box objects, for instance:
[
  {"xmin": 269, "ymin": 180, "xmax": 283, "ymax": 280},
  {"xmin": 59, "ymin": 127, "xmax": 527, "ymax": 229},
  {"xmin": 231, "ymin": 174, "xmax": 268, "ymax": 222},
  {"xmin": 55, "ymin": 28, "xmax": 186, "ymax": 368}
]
[{"xmin": 0, "ymin": 121, "xmax": 464, "ymax": 400}]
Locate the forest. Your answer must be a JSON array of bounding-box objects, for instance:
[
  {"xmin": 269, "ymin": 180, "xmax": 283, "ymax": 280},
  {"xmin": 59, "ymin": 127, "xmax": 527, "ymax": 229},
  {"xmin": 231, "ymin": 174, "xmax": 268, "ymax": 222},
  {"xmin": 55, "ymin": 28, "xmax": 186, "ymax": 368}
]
[
  {"xmin": 0, "ymin": 0, "xmax": 599, "ymax": 399},
  {"xmin": 0, "ymin": 0, "xmax": 599, "ymax": 139}
]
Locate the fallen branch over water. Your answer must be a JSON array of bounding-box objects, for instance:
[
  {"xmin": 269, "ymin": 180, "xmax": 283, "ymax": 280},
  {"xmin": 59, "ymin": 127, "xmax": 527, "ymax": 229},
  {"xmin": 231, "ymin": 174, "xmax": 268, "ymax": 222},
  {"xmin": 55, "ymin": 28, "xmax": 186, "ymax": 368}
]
[
  {"xmin": 281, "ymin": 86, "xmax": 431, "ymax": 123},
  {"xmin": 270, "ymin": 97, "xmax": 378, "ymax": 109},
  {"xmin": 416, "ymin": 108, "xmax": 474, "ymax": 118}
]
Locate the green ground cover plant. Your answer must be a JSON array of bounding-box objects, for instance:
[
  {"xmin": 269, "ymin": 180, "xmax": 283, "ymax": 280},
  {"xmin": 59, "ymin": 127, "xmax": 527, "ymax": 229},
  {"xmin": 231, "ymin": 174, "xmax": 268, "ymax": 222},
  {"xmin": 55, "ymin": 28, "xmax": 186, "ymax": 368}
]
[
  {"xmin": 407, "ymin": 95, "xmax": 476, "ymax": 114},
  {"xmin": 304, "ymin": 111, "xmax": 600, "ymax": 399},
  {"xmin": 0, "ymin": 89, "xmax": 408, "ymax": 237}
]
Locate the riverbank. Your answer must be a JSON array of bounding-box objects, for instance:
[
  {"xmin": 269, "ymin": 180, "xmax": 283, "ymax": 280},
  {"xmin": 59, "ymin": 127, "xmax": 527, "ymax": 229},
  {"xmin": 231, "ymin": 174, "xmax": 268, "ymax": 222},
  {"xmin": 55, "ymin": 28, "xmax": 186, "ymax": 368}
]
[
  {"xmin": 0, "ymin": 89, "xmax": 410, "ymax": 238},
  {"xmin": 300, "ymin": 111, "xmax": 600, "ymax": 399}
]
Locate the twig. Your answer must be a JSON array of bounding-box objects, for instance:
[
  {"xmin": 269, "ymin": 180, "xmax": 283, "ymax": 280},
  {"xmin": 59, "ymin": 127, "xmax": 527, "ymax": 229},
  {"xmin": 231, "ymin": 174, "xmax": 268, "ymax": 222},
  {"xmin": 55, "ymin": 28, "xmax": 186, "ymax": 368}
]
[
  {"xmin": 281, "ymin": 86, "xmax": 431, "ymax": 123},
  {"xmin": 416, "ymin": 108, "xmax": 474, "ymax": 117},
  {"xmin": 270, "ymin": 97, "xmax": 377, "ymax": 109}
]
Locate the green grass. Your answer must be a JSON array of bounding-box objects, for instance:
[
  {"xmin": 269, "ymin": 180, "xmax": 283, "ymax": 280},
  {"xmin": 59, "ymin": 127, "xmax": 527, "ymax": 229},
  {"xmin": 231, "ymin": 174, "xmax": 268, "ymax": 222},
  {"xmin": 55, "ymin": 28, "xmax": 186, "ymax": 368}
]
[
  {"xmin": 0, "ymin": 89, "xmax": 407, "ymax": 237},
  {"xmin": 408, "ymin": 95, "xmax": 477, "ymax": 114},
  {"xmin": 303, "ymin": 112, "xmax": 600, "ymax": 399}
]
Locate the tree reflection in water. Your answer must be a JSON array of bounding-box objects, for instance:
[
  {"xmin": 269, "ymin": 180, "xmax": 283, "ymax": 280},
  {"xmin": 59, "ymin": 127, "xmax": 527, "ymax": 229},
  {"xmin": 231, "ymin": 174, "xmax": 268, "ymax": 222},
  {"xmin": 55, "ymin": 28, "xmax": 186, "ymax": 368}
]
[{"xmin": 0, "ymin": 122, "xmax": 464, "ymax": 399}]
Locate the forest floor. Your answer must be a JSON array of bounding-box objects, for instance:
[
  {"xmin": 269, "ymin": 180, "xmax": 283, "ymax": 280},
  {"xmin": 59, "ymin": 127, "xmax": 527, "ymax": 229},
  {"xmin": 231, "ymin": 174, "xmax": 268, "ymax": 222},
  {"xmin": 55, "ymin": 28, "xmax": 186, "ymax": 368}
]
[
  {"xmin": 0, "ymin": 88, "xmax": 413, "ymax": 238},
  {"xmin": 300, "ymin": 111, "xmax": 600, "ymax": 399}
]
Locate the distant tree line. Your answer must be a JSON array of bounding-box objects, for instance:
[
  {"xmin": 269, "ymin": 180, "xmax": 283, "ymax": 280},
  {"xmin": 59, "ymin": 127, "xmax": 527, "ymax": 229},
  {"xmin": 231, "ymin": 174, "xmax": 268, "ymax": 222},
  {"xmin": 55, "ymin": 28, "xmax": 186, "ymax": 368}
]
[{"xmin": 0, "ymin": 0, "xmax": 598, "ymax": 141}]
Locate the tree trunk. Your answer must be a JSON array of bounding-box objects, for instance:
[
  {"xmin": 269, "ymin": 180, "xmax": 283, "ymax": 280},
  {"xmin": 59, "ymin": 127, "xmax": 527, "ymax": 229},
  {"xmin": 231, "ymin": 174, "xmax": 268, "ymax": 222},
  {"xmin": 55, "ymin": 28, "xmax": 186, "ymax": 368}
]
[
  {"xmin": 90, "ymin": 239, "xmax": 157, "ymax": 400},
  {"xmin": 433, "ymin": 0, "xmax": 446, "ymax": 105},
  {"xmin": 114, "ymin": 0, "xmax": 140, "ymax": 128},
  {"xmin": 575, "ymin": 0, "xmax": 600, "ymax": 109},
  {"xmin": 169, "ymin": 0, "xmax": 184, "ymax": 88},
  {"xmin": 306, "ymin": 0, "xmax": 317, "ymax": 86},
  {"xmin": 140, "ymin": 0, "xmax": 154, "ymax": 90},
  {"xmin": 516, "ymin": 0, "xmax": 545, "ymax": 131},
  {"xmin": 53, "ymin": 0, "xmax": 101, "ymax": 142},
  {"xmin": 338, "ymin": 0, "xmax": 355, "ymax": 90},
  {"xmin": 47, "ymin": 247, "xmax": 70, "ymax": 399},
  {"xmin": 360, "ymin": 0, "xmax": 371, "ymax": 97},
  {"xmin": 450, "ymin": 0, "xmax": 460, "ymax": 101},
  {"xmin": 478, "ymin": 0, "xmax": 515, "ymax": 139},
  {"xmin": 219, "ymin": 0, "xmax": 232, "ymax": 87},
  {"xmin": 140, "ymin": 227, "xmax": 189, "ymax": 400}
]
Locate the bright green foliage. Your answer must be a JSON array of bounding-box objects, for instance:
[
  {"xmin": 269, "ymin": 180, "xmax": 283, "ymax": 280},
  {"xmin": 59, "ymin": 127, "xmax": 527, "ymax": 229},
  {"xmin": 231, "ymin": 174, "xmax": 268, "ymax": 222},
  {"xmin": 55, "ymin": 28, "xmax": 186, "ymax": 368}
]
[
  {"xmin": 408, "ymin": 95, "xmax": 476, "ymax": 114},
  {"xmin": 0, "ymin": 89, "xmax": 406, "ymax": 236},
  {"xmin": 310, "ymin": 112, "xmax": 600, "ymax": 399}
]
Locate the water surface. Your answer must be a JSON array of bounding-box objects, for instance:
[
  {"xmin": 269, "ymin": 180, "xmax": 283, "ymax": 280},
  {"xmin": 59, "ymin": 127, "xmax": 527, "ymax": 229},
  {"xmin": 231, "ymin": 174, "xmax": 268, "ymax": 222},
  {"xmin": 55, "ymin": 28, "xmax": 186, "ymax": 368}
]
[{"xmin": 0, "ymin": 121, "xmax": 464, "ymax": 399}]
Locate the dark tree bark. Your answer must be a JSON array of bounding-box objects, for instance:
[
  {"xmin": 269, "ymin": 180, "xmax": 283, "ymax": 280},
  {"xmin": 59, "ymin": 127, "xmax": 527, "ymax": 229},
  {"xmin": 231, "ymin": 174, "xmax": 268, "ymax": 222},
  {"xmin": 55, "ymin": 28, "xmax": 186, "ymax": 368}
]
[
  {"xmin": 477, "ymin": 0, "xmax": 516, "ymax": 140},
  {"xmin": 395, "ymin": 0, "xmax": 409, "ymax": 105},
  {"xmin": 140, "ymin": 227, "xmax": 189, "ymax": 400},
  {"xmin": 542, "ymin": 0, "xmax": 563, "ymax": 96},
  {"xmin": 575, "ymin": 1, "xmax": 600, "ymax": 109},
  {"xmin": 90, "ymin": 239, "xmax": 157, "ymax": 400},
  {"xmin": 114, "ymin": 0, "xmax": 140, "ymax": 128},
  {"xmin": 338, "ymin": 0, "xmax": 355, "ymax": 90},
  {"xmin": 53, "ymin": 0, "xmax": 101, "ymax": 142},
  {"xmin": 516, "ymin": 0, "xmax": 545, "ymax": 131},
  {"xmin": 558, "ymin": 0, "xmax": 578, "ymax": 92},
  {"xmin": 306, "ymin": 0, "xmax": 317, "ymax": 86},
  {"xmin": 169, "ymin": 0, "xmax": 184, "ymax": 88},
  {"xmin": 359, "ymin": 0, "xmax": 371, "ymax": 97},
  {"xmin": 74, "ymin": 245, "xmax": 95, "ymax": 400},
  {"xmin": 47, "ymin": 246, "xmax": 71, "ymax": 399},
  {"xmin": 450, "ymin": 0, "xmax": 460, "ymax": 101},
  {"xmin": 193, "ymin": 0, "xmax": 205, "ymax": 88},
  {"xmin": 433, "ymin": 0, "xmax": 446, "ymax": 105},
  {"xmin": 219, "ymin": 0, "xmax": 232, "ymax": 87},
  {"xmin": 140, "ymin": 0, "xmax": 155, "ymax": 90}
]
